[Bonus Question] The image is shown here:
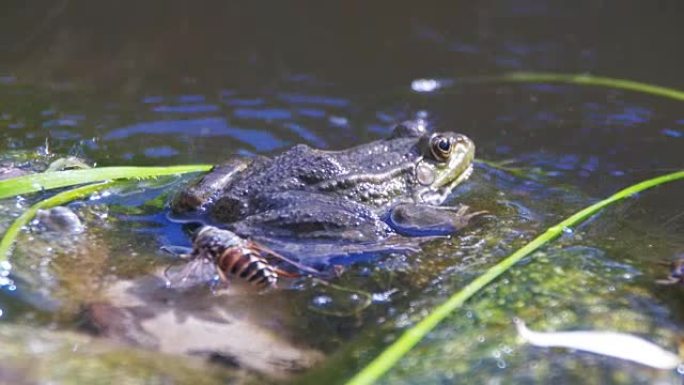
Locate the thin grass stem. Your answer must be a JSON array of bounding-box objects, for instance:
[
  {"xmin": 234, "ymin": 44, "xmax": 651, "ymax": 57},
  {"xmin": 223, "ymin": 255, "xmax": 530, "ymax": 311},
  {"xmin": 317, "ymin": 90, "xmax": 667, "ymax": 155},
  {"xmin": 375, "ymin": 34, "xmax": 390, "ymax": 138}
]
[
  {"xmin": 0, "ymin": 181, "xmax": 116, "ymax": 262},
  {"xmin": 345, "ymin": 171, "xmax": 684, "ymax": 385}
]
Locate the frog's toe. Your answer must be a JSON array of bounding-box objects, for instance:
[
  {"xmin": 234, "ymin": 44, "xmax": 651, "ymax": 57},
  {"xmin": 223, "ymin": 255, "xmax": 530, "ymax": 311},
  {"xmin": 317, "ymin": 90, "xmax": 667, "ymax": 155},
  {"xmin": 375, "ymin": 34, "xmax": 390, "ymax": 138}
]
[
  {"xmin": 451, "ymin": 205, "xmax": 489, "ymax": 226},
  {"xmin": 387, "ymin": 203, "xmax": 487, "ymax": 237}
]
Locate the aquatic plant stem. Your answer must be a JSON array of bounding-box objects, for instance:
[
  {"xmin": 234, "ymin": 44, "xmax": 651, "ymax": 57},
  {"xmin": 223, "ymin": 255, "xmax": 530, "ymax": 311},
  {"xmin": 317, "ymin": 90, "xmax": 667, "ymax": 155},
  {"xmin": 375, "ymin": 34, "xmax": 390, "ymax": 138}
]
[
  {"xmin": 0, "ymin": 164, "xmax": 212, "ymax": 200},
  {"xmin": 0, "ymin": 181, "xmax": 116, "ymax": 262},
  {"xmin": 466, "ymin": 72, "xmax": 684, "ymax": 101},
  {"xmin": 345, "ymin": 170, "xmax": 684, "ymax": 385}
]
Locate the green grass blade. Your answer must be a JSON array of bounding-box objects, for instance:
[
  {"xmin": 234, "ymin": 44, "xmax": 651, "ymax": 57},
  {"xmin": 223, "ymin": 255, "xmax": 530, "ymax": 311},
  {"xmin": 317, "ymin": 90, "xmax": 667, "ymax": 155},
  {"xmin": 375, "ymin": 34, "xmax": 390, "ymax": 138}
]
[
  {"xmin": 345, "ymin": 170, "xmax": 684, "ymax": 385},
  {"xmin": 0, "ymin": 165, "xmax": 212, "ymax": 200},
  {"xmin": 464, "ymin": 72, "xmax": 684, "ymax": 101},
  {"xmin": 0, "ymin": 181, "xmax": 117, "ymax": 262}
]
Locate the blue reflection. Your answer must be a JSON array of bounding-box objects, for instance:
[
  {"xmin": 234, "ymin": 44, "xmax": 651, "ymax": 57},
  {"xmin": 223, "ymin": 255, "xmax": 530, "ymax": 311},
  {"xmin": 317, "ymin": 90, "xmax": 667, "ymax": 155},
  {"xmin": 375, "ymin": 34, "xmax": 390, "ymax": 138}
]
[
  {"xmin": 103, "ymin": 117, "xmax": 286, "ymax": 151},
  {"xmin": 607, "ymin": 106, "xmax": 651, "ymax": 126},
  {"xmin": 525, "ymin": 84, "xmax": 569, "ymax": 93},
  {"xmin": 283, "ymin": 122, "xmax": 327, "ymax": 148},
  {"xmin": 50, "ymin": 129, "xmax": 81, "ymax": 140},
  {"xmin": 152, "ymin": 104, "xmax": 220, "ymax": 113},
  {"xmin": 233, "ymin": 108, "xmax": 291, "ymax": 120},
  {"xmin": 581, "ymin": 155, "xmax": 599, "ymax": 172},
  {"xmin": 494, "ymin": 56, "xmax": 522, "ymax": 68},
  {"xmin": 143, "ymin": 146, "xmax": 179, "ymax": 158},
  {"xmin": 117, "ymin": 211, "xmax": 192, "ymax": 248},
  {"xmin": 222, "ymin": 98, "xmax": 264, "ymax": 107},
  {"xmin": 328, "ymin": 116, "xmax": 348, "ymax": 127},
  {"xmin": 213, "ymin": 126, "xmax": 285, "ymax": 150},
  {"xmin": 177, "ymin": 94, "xmax": 205, "ymax": 103},
  {"xmin": 278, "ymin": 93, "xmax": 350, "ymax": 107},
  {"xmin": 661, "ymin": 128, "xmax": 682, "ymax": 138},
  {"xmin": 298, "ymin": 108, "xmax": 326, "ymax": 118},
  {"xmin": 368, "ymin": 124, "xmax": 389, "ymax": 134},
  {"xmin": 375, "ymin": 112, "xmax": 396, "ymax": 123},
  {"xmin": 42, "ymin": 118, "xmax": 81, "ymax": 128},
  {"xmin": 557, "ymin": 154, "xmax": 580, "ymax": 170},
  {"xmin": 495, "ymin": 145, "xmax": 511, "ymax": 154},
  {"xmin": 142, "ymin": 96, "xmax": 164, "ymax": 104}
]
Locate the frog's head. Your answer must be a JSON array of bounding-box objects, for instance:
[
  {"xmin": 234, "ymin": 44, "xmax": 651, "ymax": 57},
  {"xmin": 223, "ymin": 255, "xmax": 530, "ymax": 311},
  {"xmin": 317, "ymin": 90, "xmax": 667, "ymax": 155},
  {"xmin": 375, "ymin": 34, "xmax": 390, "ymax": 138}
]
[{"xmin": 413, "ymin": 130, "xmax": 475, "ymax": 205}]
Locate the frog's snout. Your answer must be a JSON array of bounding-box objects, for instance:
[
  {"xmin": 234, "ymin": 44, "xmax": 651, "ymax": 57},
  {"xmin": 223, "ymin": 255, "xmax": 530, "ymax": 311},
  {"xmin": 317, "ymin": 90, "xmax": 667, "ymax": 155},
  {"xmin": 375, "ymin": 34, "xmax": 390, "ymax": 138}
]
[
  {"xmin": 454, "ymin": 133, "xmax": 474, "ymax": 149},
  {"xmin": 453, "ymin": 133, "xmax": 475, "ymax": 162}
]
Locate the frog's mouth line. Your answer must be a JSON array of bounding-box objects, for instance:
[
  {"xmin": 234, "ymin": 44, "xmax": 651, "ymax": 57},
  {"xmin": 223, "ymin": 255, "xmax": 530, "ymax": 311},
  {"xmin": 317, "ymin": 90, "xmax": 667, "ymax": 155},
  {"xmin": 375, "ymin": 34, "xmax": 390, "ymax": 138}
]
[
  {"xmin": 439, "ymin": 163, "xmax": 473, "ymax": 199},
  {"xmin": 446, "ymin": 163, "xmax": 473, "ymax": 190}
]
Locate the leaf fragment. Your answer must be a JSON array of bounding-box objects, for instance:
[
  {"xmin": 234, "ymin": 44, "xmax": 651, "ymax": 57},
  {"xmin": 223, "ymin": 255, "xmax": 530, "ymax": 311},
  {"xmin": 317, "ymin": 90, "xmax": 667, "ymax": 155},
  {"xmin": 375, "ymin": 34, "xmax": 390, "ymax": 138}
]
[{"xmin": 515, "ymin": 318, "xmax": 681, "ymax": 370}]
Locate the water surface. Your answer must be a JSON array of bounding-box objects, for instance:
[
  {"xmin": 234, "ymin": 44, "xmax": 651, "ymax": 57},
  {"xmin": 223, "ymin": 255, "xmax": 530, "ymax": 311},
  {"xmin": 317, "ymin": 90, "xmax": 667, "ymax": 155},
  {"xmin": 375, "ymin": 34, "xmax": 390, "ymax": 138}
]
[{"xmin": 0, "ymin": 2, "xmax": 683, "ymax": 384}]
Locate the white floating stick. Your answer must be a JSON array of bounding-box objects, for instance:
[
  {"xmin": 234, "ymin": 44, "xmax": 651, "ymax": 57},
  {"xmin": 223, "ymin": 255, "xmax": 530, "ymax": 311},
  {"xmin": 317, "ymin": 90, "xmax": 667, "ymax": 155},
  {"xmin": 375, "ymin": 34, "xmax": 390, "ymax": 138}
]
[{"xmin": 514, "ymin": 318, "xmax": 681, "ymax": 370}]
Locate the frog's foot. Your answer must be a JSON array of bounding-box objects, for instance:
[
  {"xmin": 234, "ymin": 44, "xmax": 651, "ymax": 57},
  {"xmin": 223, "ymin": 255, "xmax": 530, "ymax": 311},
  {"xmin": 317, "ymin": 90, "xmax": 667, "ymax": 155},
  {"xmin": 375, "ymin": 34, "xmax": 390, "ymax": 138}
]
[
  {"xmin": 171, "ymin": 157, "xmax": 251, "ymax": 213},
  {"xmin": 387, "ymin": 203, "xmax": 488, "ymax": 237}
]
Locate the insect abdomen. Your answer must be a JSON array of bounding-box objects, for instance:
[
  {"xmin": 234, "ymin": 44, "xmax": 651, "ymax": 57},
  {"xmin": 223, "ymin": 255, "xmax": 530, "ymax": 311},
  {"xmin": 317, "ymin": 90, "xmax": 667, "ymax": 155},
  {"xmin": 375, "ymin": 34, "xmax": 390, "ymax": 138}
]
[{"xmin": 216, "ymin": 248, "xmax": 278, "ymax": 288}]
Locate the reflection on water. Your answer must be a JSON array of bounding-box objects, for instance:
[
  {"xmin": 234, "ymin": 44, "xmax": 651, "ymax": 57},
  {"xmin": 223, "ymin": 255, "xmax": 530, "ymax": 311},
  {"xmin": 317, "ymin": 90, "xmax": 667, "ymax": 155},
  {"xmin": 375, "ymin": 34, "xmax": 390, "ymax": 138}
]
[{"xmin": 0, "ymin": 1, "xmax": 683, "ymax": 384}]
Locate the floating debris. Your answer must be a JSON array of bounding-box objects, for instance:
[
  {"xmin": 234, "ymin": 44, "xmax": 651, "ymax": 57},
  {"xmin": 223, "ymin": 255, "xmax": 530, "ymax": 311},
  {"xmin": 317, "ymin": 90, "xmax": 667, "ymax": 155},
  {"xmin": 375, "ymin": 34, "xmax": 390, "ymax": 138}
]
[
  {"xmin": 411, "ymin": 78, "xmax": 442, "ymax": 93},
  {"xmin": 514, "ymin": 318, "xmax": 681, "ymax": 370}
]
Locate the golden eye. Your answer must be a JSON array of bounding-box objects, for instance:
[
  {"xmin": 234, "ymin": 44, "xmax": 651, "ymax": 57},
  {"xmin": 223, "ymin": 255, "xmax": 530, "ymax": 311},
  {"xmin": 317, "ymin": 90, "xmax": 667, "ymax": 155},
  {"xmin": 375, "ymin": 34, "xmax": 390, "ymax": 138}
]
[{"xmin": 430, "ymin": 135, "xmax": 452, "ymax": 161}]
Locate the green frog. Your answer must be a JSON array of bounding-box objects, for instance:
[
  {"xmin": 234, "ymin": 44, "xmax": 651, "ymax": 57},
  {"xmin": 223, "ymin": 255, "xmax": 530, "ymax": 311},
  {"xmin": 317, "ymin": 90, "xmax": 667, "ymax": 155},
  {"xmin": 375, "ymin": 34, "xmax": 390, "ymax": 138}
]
[{"xmin": 168, "ymin": 120, "xmax": 482, "ymax": 285}]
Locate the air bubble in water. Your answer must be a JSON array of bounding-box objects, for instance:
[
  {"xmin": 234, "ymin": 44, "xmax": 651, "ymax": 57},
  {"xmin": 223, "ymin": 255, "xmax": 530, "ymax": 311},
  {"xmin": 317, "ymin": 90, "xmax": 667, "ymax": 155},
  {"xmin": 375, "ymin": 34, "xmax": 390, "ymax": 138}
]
[
  {"xmin": 411, "ymin": 79, "xmax": 440, "ymax": 93},
  {"xmin": 312, "ymin": 295, "xmax": 333, "ymax": 307}
]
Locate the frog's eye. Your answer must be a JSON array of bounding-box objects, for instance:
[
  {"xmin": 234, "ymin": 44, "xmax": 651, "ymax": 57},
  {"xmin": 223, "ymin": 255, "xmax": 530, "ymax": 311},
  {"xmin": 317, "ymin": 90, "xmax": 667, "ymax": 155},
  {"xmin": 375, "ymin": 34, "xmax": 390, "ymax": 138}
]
[{"xmin": 430, "ymin": 135, "xmax": 452, "ymax": 161}]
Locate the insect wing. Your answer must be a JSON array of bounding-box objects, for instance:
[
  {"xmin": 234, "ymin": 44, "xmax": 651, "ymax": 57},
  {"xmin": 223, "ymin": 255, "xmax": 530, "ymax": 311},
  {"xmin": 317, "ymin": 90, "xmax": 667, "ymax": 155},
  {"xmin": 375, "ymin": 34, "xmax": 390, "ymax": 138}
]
[
  {"xmin": 164, "ymin": 256, "xmax": 217, "ymax": 290},
  {"xmin": 249, "ymin": 242, "xmax": 321, "ymax": 277}
]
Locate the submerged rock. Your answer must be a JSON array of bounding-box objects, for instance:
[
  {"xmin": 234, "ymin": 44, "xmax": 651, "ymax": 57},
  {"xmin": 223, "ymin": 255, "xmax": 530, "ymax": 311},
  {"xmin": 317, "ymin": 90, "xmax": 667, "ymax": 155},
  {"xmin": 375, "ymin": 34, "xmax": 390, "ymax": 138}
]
[
  {"xmin": 36, "ymin": 206, "xmax": 85, "ymax": 234},
  {"xmin": 0, "ymin": 324, "xmax": 236, "ymax": 385},
  {"xmin": 82, "ymin": 272, "xmax": 324, "ymax": 379}
]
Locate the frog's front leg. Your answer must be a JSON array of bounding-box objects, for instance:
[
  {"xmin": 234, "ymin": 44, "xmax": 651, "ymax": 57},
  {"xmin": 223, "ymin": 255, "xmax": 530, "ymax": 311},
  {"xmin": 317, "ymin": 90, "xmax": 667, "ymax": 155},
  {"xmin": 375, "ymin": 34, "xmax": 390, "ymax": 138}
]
[
  {"xmin": 171, "ymin": 157, "xmax": 252, "ymax": 213},
  {"xmin": 387, "ymin": 203, "xmax": 487, "ymax": 237}
]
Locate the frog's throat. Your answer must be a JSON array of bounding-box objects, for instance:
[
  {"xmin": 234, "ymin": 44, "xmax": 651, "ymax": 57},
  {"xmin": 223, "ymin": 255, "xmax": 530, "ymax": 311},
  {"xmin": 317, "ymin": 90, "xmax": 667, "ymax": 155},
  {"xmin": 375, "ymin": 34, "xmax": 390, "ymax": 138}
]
[{"xmin": 418, "ymin": 163, "xmax": 473, "ymax": 205}]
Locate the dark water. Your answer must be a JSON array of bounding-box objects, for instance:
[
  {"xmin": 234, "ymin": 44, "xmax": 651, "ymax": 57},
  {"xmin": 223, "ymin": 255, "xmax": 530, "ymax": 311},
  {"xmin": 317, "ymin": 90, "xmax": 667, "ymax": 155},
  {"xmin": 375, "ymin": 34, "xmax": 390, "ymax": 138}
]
[{"xmin": 0, "ymin": 1, "xmax": 683, "ymax": 384}]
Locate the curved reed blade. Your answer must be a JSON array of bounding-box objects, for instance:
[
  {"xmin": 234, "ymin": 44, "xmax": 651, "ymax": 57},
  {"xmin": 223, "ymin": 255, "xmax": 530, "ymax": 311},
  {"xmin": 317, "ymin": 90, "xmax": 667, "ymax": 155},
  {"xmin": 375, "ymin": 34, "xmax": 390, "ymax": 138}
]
[
  {"xmin": 0, "ymin": 164, "xmax": 212, "ymax": 200},
  {"xmin": 345, "ymin": 170, "xmax": 684, "ymax": 385},
  {"xmin": 0, "ymin": 181, "xmax": 117, "ymax": 263}
]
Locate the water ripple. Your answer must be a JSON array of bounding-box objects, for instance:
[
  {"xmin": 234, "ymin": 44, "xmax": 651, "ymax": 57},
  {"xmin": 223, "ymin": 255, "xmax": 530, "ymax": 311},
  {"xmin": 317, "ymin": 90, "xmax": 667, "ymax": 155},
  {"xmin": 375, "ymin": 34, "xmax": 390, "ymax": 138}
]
[
  {"xmin": 103, "ymin": 117, "xmax": 287, "ymax": 151},
  {"xmin": 233, "ymin": 107, "xmax": 292, "ymax": 120},
  {"xmin": 277, "ymin": 93, "xmax": 350, "ymax": 107},
  {"xmin": 151, "ymin": 104, "xmax": 220, "ymax": 113}
]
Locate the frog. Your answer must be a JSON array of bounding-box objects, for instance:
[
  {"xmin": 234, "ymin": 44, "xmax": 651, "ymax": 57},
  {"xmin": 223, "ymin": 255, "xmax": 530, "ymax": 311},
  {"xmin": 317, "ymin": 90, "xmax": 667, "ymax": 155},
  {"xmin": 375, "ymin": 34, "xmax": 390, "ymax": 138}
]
[{"xmin": 169, "ymin": 120, "xmax": 483, "ymax": 281}]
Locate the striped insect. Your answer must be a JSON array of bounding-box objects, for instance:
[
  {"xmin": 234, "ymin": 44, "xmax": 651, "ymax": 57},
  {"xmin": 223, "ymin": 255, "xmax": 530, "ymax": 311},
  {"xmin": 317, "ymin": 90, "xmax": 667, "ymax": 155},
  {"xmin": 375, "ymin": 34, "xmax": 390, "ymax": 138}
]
[{"xmin": 165, "ymin": 226, "xmax": 319, "ymax": 289}]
